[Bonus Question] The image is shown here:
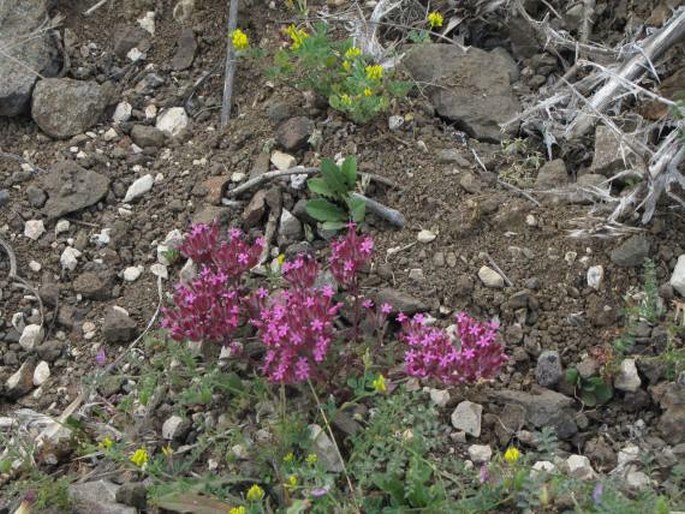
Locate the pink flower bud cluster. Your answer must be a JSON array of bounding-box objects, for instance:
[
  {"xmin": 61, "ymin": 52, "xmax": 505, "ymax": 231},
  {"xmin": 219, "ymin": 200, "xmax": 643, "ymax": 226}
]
[
  {"xmin": 399, "ymin": 311, "xmax": 507, "ymax": 384},
  {"xmin": 328, "ymin": 224, "xmax": 373, "ymax": 287},
  {"xmin": 161, "ymin": 225, "xmax": 264, "ymax": 345}
]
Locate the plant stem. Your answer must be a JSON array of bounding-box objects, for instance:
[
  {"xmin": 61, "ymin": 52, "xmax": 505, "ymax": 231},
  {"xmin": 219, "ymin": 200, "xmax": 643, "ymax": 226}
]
[{"xmin": 307, "ymin": 379, "xmax": 360, "ymax": 513}]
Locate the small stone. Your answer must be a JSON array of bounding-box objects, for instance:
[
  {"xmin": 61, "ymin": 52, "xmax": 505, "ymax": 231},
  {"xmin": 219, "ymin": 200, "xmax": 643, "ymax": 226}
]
[
  {"xmin": 468, "ymin": 444, "xmax": 492, "ymax": 463},
  {"xmin": 171, "ymin": 28, "xmax": 197, "ymax": 71},
  {"xmin": 429, "ymin": 388, "xmax": 450, "ymax": 407},
  {"xmin": 451, "ymin": 401, "xmax": 483, "ymax": 437},
  {"xmin": 243, "ymin": 190, "xmax": 267, "ymax": 227},
  {"xmin": 24, "ymin": 219, "xmax": 45, "ymax": 240},
  {"xmin": 33, "ymin": 361, "xmax": 50, "ymax": 386},
  {"xmin": 417, "ymin": 229, "xmax": 436, "ymax": 243},
  {"xmin": 478, "ymin": 265, "xmax": 504, "ymax": 288},
  {"xmin": 535, "ymin": 159, "xmax": 567, "ymax": 188},
  {"xmin": 137, "ymin": 11, "xmax": 155, "ymax": 35},
  {"xmin": 388, "ymin": 115, "xmax": 404, "ymax": 130},
  {"xmin": 162, "ymin": 415, "xmax": 191, "ymax": 441},
  {"xmin": 375, "ymin": 289, "xmax": 428, "ymax": 315},
  {"xmin": 309, "ymin": 424, "xmax": 344, "ymax": 472},
  {"xmin": 28, "ymin": 260, "xmax": 41, "ymax": 272},
  {"xmin": 73, "ymin": 272, "xmax": 111, "ymax": 300},
  {"xmin": 123, "ymin": 266, "xmax": 143, "ymax": 282},
  {"xmin": 565, "ymin": 454, "xmax": 596, "ymax": 480},
  {"xmin": 670, "ymin": 254, "xmax": 685, "ymax": 297},
  {"xmin": 60, "ymin": 247, "xmax": 82, "ymax": 271},
  {"xmin": 115, "ymin": 482, "xmax": 147, "ymax": 510},
  {"xmin": 5, "ymin": 360, "xmax": 36, "ymax": 398},
  {"xmin": 590, "ymin": 125, "xmax": 625, "ymax": 175},
  {"xmin": 609, "ymin": 235, "xmax": 650, "ymax": 267},
  {"xmin": 70, "ymin": 480, "xmax": 136, "ymax": 514},
  {"xmin": 437, "ymin": 148, "xmax": 470, "ymax": 166},
  {"xmin": 55, "ymin": 219, "xmax": 70, "ymax": 235},
  {"xmin": 102, "ymin": 307, "xmax": 138, "ymax": 343},
  {"xmin": 270, "ymin": 150, "xmax": 296, "ymax": 170},
  {"xmin": 103, "ymin": 127, "xmax": 119, "ymax": 141},
  {"xmin": 276, "ymin": 116, "xmax": 314, "ymax": 151},
  {"xmin": 587, "ymin": 265, "xmax": 604, "ymax": 290},
  {"xmin": 408, "ymin": 268, "xmax": 425, "ymax": 281},
  {"xmin": 535, "ymin": 350, "xmax": 563, "ymax": 387},
  {"xmin": 614, "ymin": 358, "xmax": 641, "ymax": 392},
  {"xmin": 626, "ymin": 470, "xmax": 652, "ymax": 490},
  {"xmin": 278, "ymin": 208, "xmax": 303, "ymax": 242},
  {"xmin": 150, "ymin": 263, "xmax": 168, "ymax": 279},
  {"xmin": 179, "ymin": 259, "xmax": 197, "ymax": 283},
  {"xmin": 156, "ymin": 107, "xmax": 188, "ymax": 137},
  {"xmin": 112, "ymin": 102, "xmax": 132, "ymax": 122},
  {"xmin": 19, "ymin": 324, "xmax": 44, "ymax": 351},
  {"xmin": 123, "ymin": 174, "xmax": 154, "ymax": 202},
  {"xmin": 130, "ymin": 124, "xmax": 165, "ymax": 148},
  {"xmin": 531, "ymin": 460, "xmax": 556, "ymax": 477}
]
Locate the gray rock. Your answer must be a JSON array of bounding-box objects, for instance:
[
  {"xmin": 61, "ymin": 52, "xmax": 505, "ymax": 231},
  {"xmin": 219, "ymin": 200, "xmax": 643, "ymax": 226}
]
[
  {"xmin": 670, "ymin": 254, "xmax": 685, "ymax": 297},
  {"xmin": 535, "ymin": 350, "xmax": 563, "ymax": 387},
  {"xmin": 614, "ymin": 358, "xmax": 641, "ymax": 392},
  {"xmin": 170, "ymin": 27, "xmax": 197, "ymax": 70},
  {"xmin": 468, "ymin": 444, "xmax": 492, "ymax": 463},
  {"xmin": 610, "ymin": 235, "xmax": 650, "ymax": 267},
  {"xmin": 278, "ymin": 208, "xmax": 303, "ymax": 243},
  {"xmin": 403, "ymin": 44, "xmax": 520, "ymax": 142},
  {"xmin": 535, "ymin": 159, "xmax": 567, "ymax": 189},
  {"xmin": 478, "ymin": 265, "xmax": 504, "ymax": 288},
  {"xmin": 70, "ymin": 480, "xmax": 136, "ymax": 514},
  {"xmin": 243, "ymin": 189, "xmax": 267, "ymax": 228},
  {"xmin": 436, "ymin": 148, "xmax": 470, "ymax": 167},
  {"xmin": 654, "ymin": 382, "xmax": 685, "ymax": 444},
  {"xmin": 451, "ymin": 400, "xmax": 483, "ymax": 437},
  {"xmin": 590, "ymin": 126, "xmax": 626, "ymax": 176},
  {"xmin": 102, "ymin": 308, "xmax": 138, "ymax": 343},
  {"xmin": 565, "ymin": 454, "xmax": 596, "ymax": 480},
  {"xmin": 0, "ymin": 0, "xmax": 61, "ymax": 116},
  {"xmin": 33, "ymin": 360, "xmax": 50, "ymax": 386},
  {"xmin": 31, "ymin": 79, "xmax": 106, "ymax": 138},
  {"xmin": 41, "ymin": 162, "xmax": 110, "ymax": 219},
  {"xmin": 36, "ymin": 339, "xmax": 64, "ymax": 362},
  {"xmin": 123, "ymin": 174, "xmax": 154, "ymax": 203},
  {"xmin": 60, "ymin": 246, "xmax": 82, "ymax": 271},
  {"xmin": 19, "ymin": 323, "xmax": 44, "ymax": 351},
  {"xmin": 508, "ymin": 16, "xmax": 540, "ymax": 58},
  {"xmin": 113, "ymin": 26, "xmax": 150, "ymax": 60},
  {"xmin": 130, "ymin": 125, "xmax": 165, "ymax": 148},
  {"xmin": 115, "ymin": 482, "xmax": 147, "ymax": 510},
  {"xmin": 0, "ymin": 190, "xmax": 10, "ymax": 206},
  {"xmin": 587, "ymin": 265, "xmax": 604, "ymax": 289},
  {"xmin": 276, "ymin": 116, "xmax": 314, "ymax": 151},
  {"xmin": 309, "ymin": 423, "xmax": 344, "ymax": 472},
  {"xmin": 429, "ymin": 388, "xmax": 450, "ymax": 407},
  {"xmin": 156, "ymin": 107, "xmax": 188, "ymax": 137},
  {"xmin": 73, "ymin": 272, "xmax": 111, "ymax": 300},
  {"xmin": 162, "ymin": 415, "xmax": 191, "ymax": 441},
  {"xmin": 5, "ymin": 359, "xmax": 36, "ymax": 399},
  {"xmin": 24, "ymin": 219, "xmax": 45, "ymax": 240},
  {"xmin": 26, "ymin": 185, "xmax": 47, "ymax": 208},
  {"xmin": 374, "ymin": 288, "xmax": 427, "ymax": 315}
]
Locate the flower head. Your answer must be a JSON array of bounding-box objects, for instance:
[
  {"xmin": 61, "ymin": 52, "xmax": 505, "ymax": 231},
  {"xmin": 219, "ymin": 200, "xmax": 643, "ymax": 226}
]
[
  {"xmin": 285, "ymin": 474, "xmax": 298, "ymax": 490},
  {"xmin": 365, "ymin": 64, "xmax": 383, "ymax": 81},
  {"xmin": 345, "ymin": 46, "xmax": 362, "ymax": 58},
  {"xmin": 229, "ymin": 507, "xmax": 246, "ymax": 514},
  {"xmin": 427, "ymin": 11, "xmax": 444, "ymax": 29},
  {"xmin": 283, "ymin": 452, "xmax": 295, "ymax": 464},
  {"xmin": 504, "ymin": 446, "xmax": 521, "ymax": 464},
  {"xmin": 328, "ymin": 226, "xmax": 374, "ymax": 288},
  {"xmin": 342, "ymin": 60, "xmax": 352, "ymax": 72},
  {"xmin": 339, "ymin": 93, "xmax": 352, "ymax": 106},
  {"xmin": 99, "ymin": 436, "xmax": 113, "ymax": 450},
  {"xmin": 246, "ymin": 484, "xmax": 265, "ymax": 502},
  {"xmin": 129, "ymin": 448, "xmax": 149, "ymax": 468},
  {"xmin": 363, "ymin": 87, "xmax": 373, "ymax": 97},
  {"xmin": 231, "ymin": 29, "xmax": 249, "ymax": 50},
  {"xmin": 162, "ymin": 445, "xmax": 174, "ymax": 458},
  {"xmin": 95, "ymin": 347, "xmax": 107, "ymax": 366},
  {"xmin": 592, "ymin": 482, "xmax": 604, "ymax": 505},
  {"xmin": 372, "ymin": 373, "xmax": 387, "ymax": 393},
  {"xmin": 285, "ymin": 24, "xmax": 309, "ymax": 50},
  {"xmin": 306, "ymin": 453, "xmax": 318, "ymax": 465}
]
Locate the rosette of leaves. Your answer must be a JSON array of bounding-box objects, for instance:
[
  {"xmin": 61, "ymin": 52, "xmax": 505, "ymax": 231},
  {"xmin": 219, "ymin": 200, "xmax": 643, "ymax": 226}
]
[
  {"xmin": 564, "ymin": 368, "xmax": 613, "ymax": 407},
  {"xmin": 305, "ymin": 156, "xmax": 365, "ymax": 231}
]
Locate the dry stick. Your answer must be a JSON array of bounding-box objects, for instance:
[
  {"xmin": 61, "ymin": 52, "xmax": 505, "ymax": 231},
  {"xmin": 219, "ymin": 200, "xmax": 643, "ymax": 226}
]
[
  {"xmin": 0, "ymin": 237, "xmax": 45, "ymax": 327},
  {"xmin": 580, "ymin": 0, "xmax": 596, "ymax": 46},
  {"xmin": 496, "ymin": 179, "xmax": 541, "ymax": 208},
  {"xmin": 83, "ymin": 0, "xmax": 109, "ymax": 16},
  {"xmin": 565, "ymin": 7, "xmax": 685, "ymax": 140},
  {"xmin": 481, "ymin": 252, "xmax": 513, "ymax": 287},
  {"xmin": 350, "ymin": 192, "xmax": 405, "ymax": 227},
  {"xmin": 220, "ymin": 0, "xmax": 240, "ymax": 128}
]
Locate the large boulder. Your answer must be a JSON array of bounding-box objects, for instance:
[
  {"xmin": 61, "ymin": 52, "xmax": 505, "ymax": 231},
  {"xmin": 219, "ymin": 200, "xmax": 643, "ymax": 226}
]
[
  {"xmin": 403, "ymin": 44, "xmax": 520, "ymax": 142},
  {"xmin": 31, "ymin": 78, "xmax": 107, "ymax": 138},
  {"xmin": 0, "ymin": 0, "xmax": 62, "ymax": 116}
]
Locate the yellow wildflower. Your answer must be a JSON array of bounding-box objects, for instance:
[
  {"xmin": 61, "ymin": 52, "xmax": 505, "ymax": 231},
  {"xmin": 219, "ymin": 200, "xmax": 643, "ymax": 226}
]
[
  {"xmin": 305, "ymin": 453, "xmax": 318, "ymax": 465},
  {"xmin": 427, "ymin": 11, "xmax": 444, "ymax": 29},
  {"xmin": 372, "ymin": 374, "xmax": 387, "ymax": 393},
  {"xmin": 504, "ymin": 446, "xmax": 521, "ymax": 464},
  {"xmin": 363, "ymin": 87, "xmax": 373, "ymax": 97},
  {"xmin": 365, "ymin": 64, "xmax": 383, "ymax": 81},
  {"xmin": 342, "ymin": 60, "xmax": 352, "ymax": 72},
  {"xmin": 345, "ymin": 46, "xmax": 362, "ymax": 58},
  {"xmin": 229, "ymin": 507, "xmax": 246, "ymax": 514},
  {"xmin": 276, "ymin": 254, "xmax": 286, "ymax": 266},
  {"xmin": 339, "ymin": 94, "xmax": 352, "ymax": 107},
  {"xmin": 99, "ymin": 436, "xmax": 113, "ymax": 450},
  {"xmin": 285, "ymin": 24, "xmax": 309, "ymax": 50},
  {"xmin": 161, "ymin": 445, "xmax": 174, "ymax": 458},
  {"xmin": 285, "ymin": 474, "xmax": 298, "ymax": 490},
  {"xmin": 231, "ymin": 29, "xmax": 249, "ymax": 50},
  {"xmin": 129, "ymin": 448, "xmax": 149, "ymax": 468},
  {"xmin": 283, "ymin": 451, "xmax": 294, "ymax": 464},
  {"xmin": 246, "ymin": 484, "xmax": 265, "ymax": 502}
]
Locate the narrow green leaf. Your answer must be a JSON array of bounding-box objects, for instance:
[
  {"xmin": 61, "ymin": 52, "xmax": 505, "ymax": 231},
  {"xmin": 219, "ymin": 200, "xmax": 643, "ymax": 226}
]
[
  {"xmin": 322, "ymin": 220, "xmax": 347, "ymax": 231},
  {"xmin": 341, "ymin": 155, "xmax": 357, "ymax": 188},
  {"xmin": 307, "ymin": 177, "xmax": 336, "ymax": 198},
  {"xmin": 305, "ymin": 198, "xmax": 347, "ymax": 222},
  {"xmin": 320, "ymin": 158, "xmax": 349, "ymax": 196}
]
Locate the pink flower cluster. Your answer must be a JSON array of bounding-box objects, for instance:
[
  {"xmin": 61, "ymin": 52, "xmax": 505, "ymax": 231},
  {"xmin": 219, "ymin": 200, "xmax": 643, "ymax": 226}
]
[
  {"xmin": 161, "ymin": 225, "xmax": 264, "ymax": 345},
  {"xmin": 329, "ymin": 224, "xmax": 373, "ymax": 288},
  {"xmin": 399, "ymin": 312, "xmax": 507, "ymax": 384}
]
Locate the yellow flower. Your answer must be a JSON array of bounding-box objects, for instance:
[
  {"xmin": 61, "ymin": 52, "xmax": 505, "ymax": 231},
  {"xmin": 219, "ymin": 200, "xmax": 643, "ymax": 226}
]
[
  {"xmin": 339, "ymin": 94, "xmax": 352, "ymax": 107},
  {"xmin": 504, "ymin": 446, "xmax": 521, "ymax": 464},
  {"xmin": 372, "ymin": 374, "xmax": 387, "ymax": 393},
  {"xmin": 342, "ymin": 60, "xmax": 352, "ymax": 72},
  {"xmin": 231, "ymin": 29, "xmax": 249, "ymax": 50},
  {"xmin": 285, "ymin": 474, "xmax": 298, "ymax": 490},
  {"xmin": 427, "ymin": 11, "xmax": 444, "ymax": 29},
  {"xmin": 277, "ymin": 254, "xmax": 286, "ymax": 266},
  {"xmin": 161, "ymin": 445, "xmax": 173, "ymax": 458},
  {"xmin": 305, "ymin": 453, "xmax": 318, "ymax": 465},
  {"xmin": 365, "ymin": 64, "xmax": 383, "ymax": 81},
  {"xmin": 99, "ymin": 436, "xmax": 113, "ymax": 450},
  {"xmin": 285, "ymin": 24, "xmax": 309, "ymax": 50},
  {"xmin": 345, "ymin": 46, "xmax": 361, "ymax": 58},
  {"xmin": 363, "ymin": 87, "xmax": 373, "ymax": 97},
  {"xmin": 129, "ymin": 448, "xmax": 149, "ymax": 468},
  {"xmin": 283, "ymin": 451, "xmax": 294, "ymax": 464},
  {"xmin": 246, "ymin": 484, "xmax": 265, "ymax": 502},
  {"xmin": 229, "ymin": 507, "xmax": 246, "ymax": 514}
]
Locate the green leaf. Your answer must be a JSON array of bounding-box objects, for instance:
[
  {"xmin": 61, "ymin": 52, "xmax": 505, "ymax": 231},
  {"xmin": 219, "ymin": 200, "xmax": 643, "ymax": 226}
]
[
  {"xmin": 347, "ymin": 195, "xmax": 366, "ymax": 222},
  {"xmin": 322, "ymin": 220, "xmax": 347, "ymax": 231},
  {"xmin": 564, "ymin": 368, "xmax": 579, "ymax": 385},
  {"xmin": 320, "ymin": 158, "xmax": 349, "ymax": 195},
  {"xmin": 580, "ymin": 389, "xmax": 598, "ymax": 407},
  {"xmin": 305, "ymin": 198, "xmax": 347, "ymax": 222},
  {"xmin": 307, "ymin": 177, "xmax": 335, "ymax": 198},
  {"xmin": 341, "ymin": 155, "xmax": 357, "ymax": 188},
  {"xmin": 592, "ymin": 382, "xmax": 613, "ymax": 405}
]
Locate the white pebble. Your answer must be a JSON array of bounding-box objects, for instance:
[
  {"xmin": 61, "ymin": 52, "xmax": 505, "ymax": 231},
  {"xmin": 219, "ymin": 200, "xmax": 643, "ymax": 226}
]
[
  {"xmin": 33, "ymin": 361, "xmax": 50, "ymax": 386},
  {"xmin": 123, "ymin": 266, "xmax": 143, "ymax": 282},
  {"xmin": 417, "ymin": 229, "xmax": 436, "ymax": 243},
  {"xmin": 24, "ymin": 220, "xmax": 45, "ymax": 240}
]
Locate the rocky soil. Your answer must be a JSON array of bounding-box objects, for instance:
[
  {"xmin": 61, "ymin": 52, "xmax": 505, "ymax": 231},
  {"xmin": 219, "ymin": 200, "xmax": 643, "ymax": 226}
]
[{"xmin": 0, "ymin": 0, "xmax": 684, "ymax": 511}]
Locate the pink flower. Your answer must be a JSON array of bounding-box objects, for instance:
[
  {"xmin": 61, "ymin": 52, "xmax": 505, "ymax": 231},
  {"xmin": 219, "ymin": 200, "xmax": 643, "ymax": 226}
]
[{"xmin": 328, "ymin": 226, "xmax": 374, "ymax": 288}]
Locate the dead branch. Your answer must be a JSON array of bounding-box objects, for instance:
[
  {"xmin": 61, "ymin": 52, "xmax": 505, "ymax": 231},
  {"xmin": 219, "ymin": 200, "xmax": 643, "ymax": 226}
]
[
  {"xmin": 0, "ymin": 237, "xmax": 45, "ymax": 327},
  {"xmin": 83, "ymin": 0, "xmax": 110, "ymax": 16},
  {"xmin": 220, "ymin": 0, "xmax": 240, "ymax": 127},
  {"xmin": 351, "ymin": 192, "xmax": 406, "ymax": 228}
]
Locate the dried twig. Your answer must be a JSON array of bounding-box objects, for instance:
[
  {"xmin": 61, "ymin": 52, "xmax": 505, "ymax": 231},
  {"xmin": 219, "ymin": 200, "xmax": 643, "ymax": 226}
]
[
  {"xmin": 220, "ymin": 0, "xmax": 240, "ymax": 127},
  {"xmin": 0, "ymin": 237, "xmax": 44, "ymax": 327},
  {"xmin": 83, "ymin": 0, "xmax": 110, "ymax": 16},
  {"xmin": 351, "ymin": 192, "xmax": 405, "ymax": 227},
  {"xmin": 481, "ymin": 252, "xmax": 513, "ymax": 287}
]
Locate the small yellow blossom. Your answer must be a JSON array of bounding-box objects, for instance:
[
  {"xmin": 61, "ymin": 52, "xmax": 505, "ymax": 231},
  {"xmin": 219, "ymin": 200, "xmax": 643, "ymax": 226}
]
[
  {"xmin": 339, "ymin": 94, "xmax": 352, "ymax": 107},
  {"xmin": 427, "ymin": 11, "xmax": 444, "ymax": 29},
  {"xmin": 285, "ymin": 24, "xmax": 309, "ymax": 50},
  {"xmin": 342, "ymin": 60, "xmax": 352, "ymax": 72},
  {"xmin": 345, "ymin": 46, "xmax": 362, "ymax": 59},
  {"xmin": 99, "ymin": 436, "xmax": 113, "ymax": 450},
  {"xmin": 246, "ymin": 484, "xmax": 265, "ymax": 502},
  {"xmin": 283, "ymin": 451, "xmax": 295, "ymax": 464},
  {"xmin": 285, "ymin": 474, "xmax": 298, "ymax": 490},
  {"xmin": 305, "ymin": 453, "xmax": 318, "ymax": 465},
  {"xmin": 372, "ymin": 373, "xmax": 387, "ymax": 393},
  {"xmin": 161, "ymin": 445, "xmax": 174, "ymax": 458},
  {"xmin": 229, "ymin": 507, "xmax": 246, "ymax": 514},
  {"xmin": 504, "ymin": 446, "xmax": 521, "ymax": 464},
  {"xmin": 365, "ymin": 64, "xmax": 383, "ymax": 81},
  {"xmin": 129, "ymin": 448, "xmax": 149, "ymax": 468},
  {"xmin": 231, "ymin": 29, "xmax": 249, "ymax": 50},
  {"xmin": 363, "ymin": 87, "xmax": 373, "ymax": 97}
]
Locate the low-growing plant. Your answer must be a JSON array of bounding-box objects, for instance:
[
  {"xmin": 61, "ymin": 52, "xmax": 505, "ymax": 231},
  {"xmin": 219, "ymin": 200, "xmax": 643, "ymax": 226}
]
[
  {"xmin": 564, "ymin": 367, "xmax": 613, "ymax": 407},
  {"xmin": 271, "ymin": 23, "xmax": 412, "ymax": 123}
]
